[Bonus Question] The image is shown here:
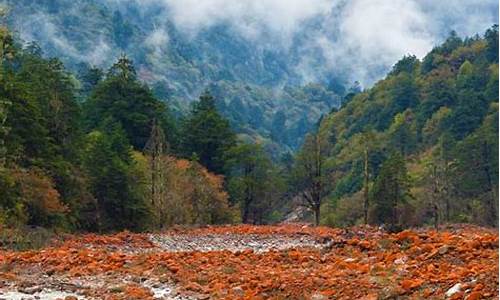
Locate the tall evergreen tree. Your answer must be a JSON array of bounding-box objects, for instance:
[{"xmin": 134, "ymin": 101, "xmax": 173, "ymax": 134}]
[
  {"xmin": 181, "ymin": 90, "xmax": 236, "ymax": 174},
  {"xmin": 83, "ymin": 121, "xmax": 150, "ymax": 231},
  {"xmin": 370, "ymin": 152, "xmax": 412, "ymax": 230},
  {"xmin": 144, "ymin": 119, "xmax": 169, "ymax": 228},
  {"xmin": 84, "ymin": 56, "xmax": 173, "ymax": 150},
  {"xmin": 225, "ymin": 143, "xmax": 282, "ymax": 224}
]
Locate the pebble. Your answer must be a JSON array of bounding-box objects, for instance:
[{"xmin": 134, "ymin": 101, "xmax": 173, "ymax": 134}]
[
  {"xmin": 149, "ymin": 233, "xmax": 326, "ymax": 253},
  {"xmin": 445, "ymin": 283, "xmax": 462, "ymax": 297},
  {"xmin": 311, "ymin": 293, "xmax": 328, "ymax": 300},
  {"xmin": 232, "ymin": 286, "xmax": 244, "ymax": 296}
]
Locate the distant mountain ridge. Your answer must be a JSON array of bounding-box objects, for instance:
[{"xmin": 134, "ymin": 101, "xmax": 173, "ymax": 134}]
[
  {"xmin": 4, "ymin": 0, "xmax": 347, "ymax": 153},
  {"xmin": 3, "ymin": 0, "xmax": 498, "ymax": 153}
]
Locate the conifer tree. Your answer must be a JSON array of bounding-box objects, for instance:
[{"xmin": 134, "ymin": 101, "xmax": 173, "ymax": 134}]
[{"xmin": 181, "ymin": 90, "xmax": 236, "ymax": 174}]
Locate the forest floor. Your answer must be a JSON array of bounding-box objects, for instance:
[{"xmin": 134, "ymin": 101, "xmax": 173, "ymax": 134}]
[{"xmin": 0, "ymin": 224, "xmax": 497, "ymax": 300}]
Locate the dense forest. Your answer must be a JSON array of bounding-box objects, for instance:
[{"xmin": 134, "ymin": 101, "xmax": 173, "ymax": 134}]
[
  {"xmin": 3, "ymin": 0, "xmax": 346, "ymax": 154},
  {"xmin": 0, "ymin": 23, "xmax": 287, "ymax": 233},
  {"xmin": 0, "ymin": 7, "xmax": 498, "ymax": 235},
  {"xmin": 312, "ymin": 27, "xmax": 499, "ymax": 229}
]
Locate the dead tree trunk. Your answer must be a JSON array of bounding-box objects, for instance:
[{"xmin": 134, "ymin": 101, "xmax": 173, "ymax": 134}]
[
  {"xmin": 363, "ymin": 148, "xmax": 369, "ymax": 224},
  {"xmin": 144, "ymin": 119, "xmax": 168, "ymax": 229},
  {"xmin": 431, "ymin": 164, "xmax": 439, "ymax": 230}
]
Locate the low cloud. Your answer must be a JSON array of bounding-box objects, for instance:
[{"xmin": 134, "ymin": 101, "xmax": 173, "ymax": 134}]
[
  {"xmin": 135, "ymin": 0, "xmax": 497, "ymax": 86},
  {"xmin": 14, "ymin": 11, "xmax": 115, "ymax": 66},
  {"xmin": 158, "ymin": 0, "xmax": 332, "ymax": 42},
  {"xmin": 145, "ymin": 27, "xmax": 169, "ymax": 57},
  {"xmin": 11, "ymin": 0, "xmax": 499, "ymax": 87},
  {"xmin": 316, "ymin": 0, "xmax": 436, "ymax": 85}
]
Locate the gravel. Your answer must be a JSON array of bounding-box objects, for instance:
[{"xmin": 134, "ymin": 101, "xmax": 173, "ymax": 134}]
[
  {"xmin": 149, "ymin": 233, "xmax": 325, "ymax": 253},
  {"xmin": 0, "ymin": 289, "xmax": 81, "ymax": 300}
]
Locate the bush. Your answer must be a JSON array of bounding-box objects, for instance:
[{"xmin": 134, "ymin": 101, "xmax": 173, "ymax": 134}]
[{"xmin": 321, "ymin": 192, "xmax": 364, "ymax": 227}]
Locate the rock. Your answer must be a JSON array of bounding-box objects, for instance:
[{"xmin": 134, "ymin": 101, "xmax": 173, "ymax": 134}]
[
  {"xmin": 64, "ymin": 296, "xmax": 78, "ymax": 300},
  {"xmin": 467, "ymin": 291, "xmax": 482, "ymax": 300},
  {"xmin": 232, "ymin": 286, "xmax": 244, "ymax": 296},
  {"xmin": 394, "ymin": 256, "xmax": 407, "ymax": 265},
  {"xmin": 185, "ymin": 282, "xmax": 203, "ymax": 292},
  {"xmin": 18, "ymin": 281, "xmax": 36, "ymax": 288},
  {"xmin": 438, "ymin": 245, "xmax": 450, "ymax": 255},
  {"xmin": 313, "ymin": 278, "xmax": 325, "ymax": 286},
  {"xmin": 18, "ymin": 285, "xmax": 43, "ymax": 294},
  {"xmin": 108, "ymin": 286, "xmax": 125, "ymax": 293},
  {"xmin": 311, "ymin": 293, "xmax": 328, "ymax": 300},
  {"xmin": 159, "ymin": 274, "xmax": 170, "ymax": 283},
  {"xmin": 446, "ymin": 283, "xmax": 462, "ymax": 297}
]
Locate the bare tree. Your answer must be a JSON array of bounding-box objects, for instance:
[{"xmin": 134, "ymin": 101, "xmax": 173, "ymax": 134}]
[
  {"xmin": 144, "ymin": 119, "xmax": 169, "ymax": 228},
  {"xmin": 338, "ymin": 130, "xmax": 380, "ymax": 224},
  {"xmin": 294, "ymin": 133, "xmax": 329, "ymax": 226}
]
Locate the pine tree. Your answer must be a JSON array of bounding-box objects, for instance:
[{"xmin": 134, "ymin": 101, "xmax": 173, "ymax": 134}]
[
  {"xmin": 180, "ymin": 90, "xmax": 236, "ymax": 174},
  {"xmin": 370, "ymin": 152, "xmax": 412, "ymax": 230},
  {"xmin": 84, "ymin": 56, "xmax": 172, "ymax": 150},
  {"xmin": 225, "ymin": 143, "xmax": 281, "ymax": 224},
  {"xmin": 84, "ymin": 121, "xmax": 150, "ymax": 231}
]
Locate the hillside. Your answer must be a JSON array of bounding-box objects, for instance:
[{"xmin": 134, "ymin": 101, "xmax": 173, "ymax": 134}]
[
  {"xmin": 4, "ymin": 1, "xmax": 497, "ymax": 153},
  {"xmin": 0, "ymin": 3, "xmax": 498, "ymax": 300},
  {"xmin": 310, "ymin": 26, "xmax": 499, "ymax": 227},
  {"xmin": 2, "ymin": 0, "xmax": 346, "ymax": 152}
]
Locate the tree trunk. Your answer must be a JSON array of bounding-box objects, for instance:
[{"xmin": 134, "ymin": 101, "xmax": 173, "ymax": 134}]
[
  {"xmin": 242, "ymin": 186, "xmax": 251, "ymax": 224},
  {"xmin": 363, "ymin": 148, "xmax": 369, "ymax": 224},
  {"xmin": 242, "ymin": 166, "xmax": 252, "ymax": 224},
  {"xmin": 443, "ymin": 159, "xmax": 450, "ymax": 223},
  {"xmin": 392, "ymin": 181, "xmax": 399, "ymax": 230},
  {"xmin": 314, "ymin": 205, "xmax": 320, "ymax": 226},
  {"xmin": 432, "ymin": 165, "xmax": 439, "ymax": 231},
  {"xmin": 242, "ymin": 202, "xmax": 250, "ymax": 224},
  {"xmin": 482, "ymin": 141, "xmax": 497, "ymax": 227},
  {"xmin": 445, "ymin": 196, "xmax": 450, "ymax": 223}
]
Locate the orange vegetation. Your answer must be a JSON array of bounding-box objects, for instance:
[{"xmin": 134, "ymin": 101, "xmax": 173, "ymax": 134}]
[{"xmin": 0, "ymin": 224, "xmax": 497, "ymax": 299}]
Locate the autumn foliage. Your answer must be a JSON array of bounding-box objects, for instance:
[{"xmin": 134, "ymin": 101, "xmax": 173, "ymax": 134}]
[{"xmin": 155, "ymin": 157, "xmax": 238, "ymax": 226}]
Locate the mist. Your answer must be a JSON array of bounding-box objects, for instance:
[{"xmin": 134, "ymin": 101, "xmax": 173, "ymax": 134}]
[
  {"xmin": 9, "ymin": 0, "xmax": 499, "ymax": 87},
  {"xmin": 124, "ymin": 0, "xmax": 498, "ymax": 85}
]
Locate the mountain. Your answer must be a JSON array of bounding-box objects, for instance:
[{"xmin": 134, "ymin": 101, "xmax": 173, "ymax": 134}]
[
  {"xmin": 2, "ymin": 0, "xmax": 498, "ymax": 154},
  {"xmin": 0, "ymin": 0, "xmax": 498, "ymax": 234},
  {"xmin": 2, "ymin": 0, "xmax": 344, "ymax": 154}
]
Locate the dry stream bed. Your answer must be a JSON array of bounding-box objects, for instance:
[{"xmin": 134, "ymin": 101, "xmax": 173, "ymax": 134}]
[{"xmin": 0, "ymin": 224, "xmax": 497, "ymax": 299}]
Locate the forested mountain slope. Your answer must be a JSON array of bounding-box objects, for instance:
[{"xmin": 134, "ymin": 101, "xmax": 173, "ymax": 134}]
[
  {"xmin": 4, "ymin": 0, "xmax": 497, "ymax": 153},
  {"xmin": 308, "ymin": 27, "xmax": 499, "ymax": 227},
  {"xmin": 2, "ymin": 0, "xmax": 345, "ymax": 152},
  {"xmin": 0, "ymin": 3, "xmax": 498, "ymax": 234}
]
